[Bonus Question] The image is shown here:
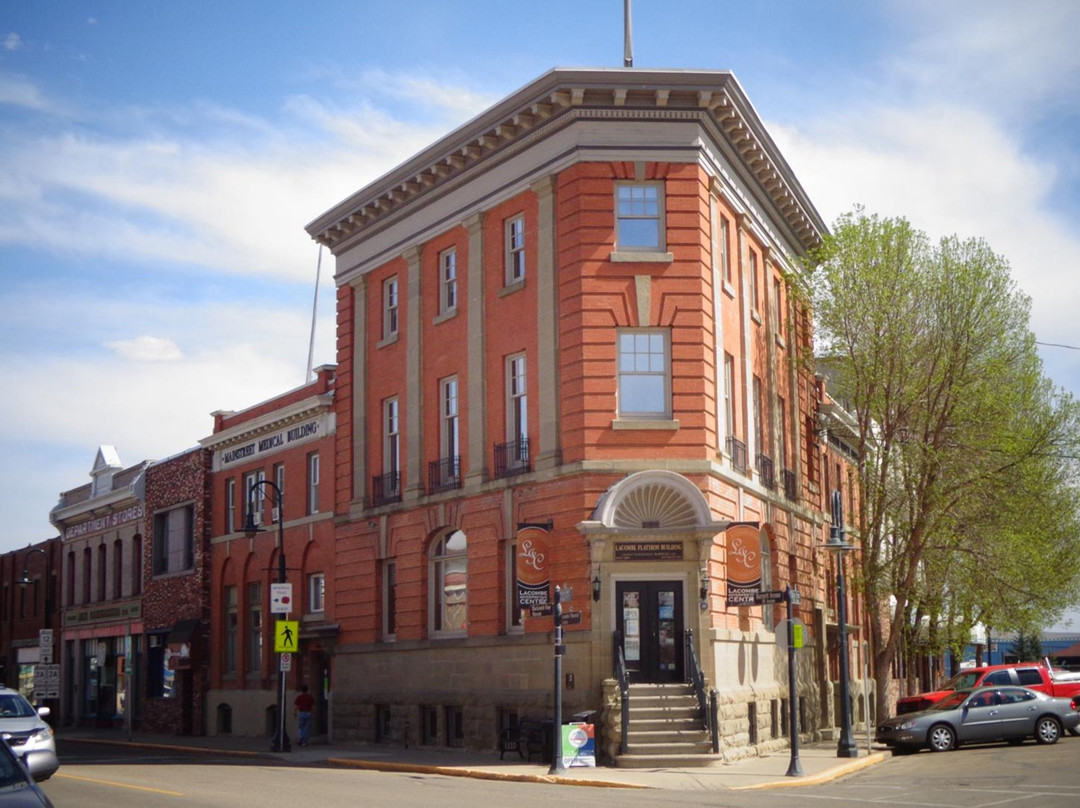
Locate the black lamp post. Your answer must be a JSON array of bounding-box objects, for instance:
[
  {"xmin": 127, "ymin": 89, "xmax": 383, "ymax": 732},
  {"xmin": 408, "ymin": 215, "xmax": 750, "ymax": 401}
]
[
  {"xmin": 243, "ymin": 479, "xmax": 290, "ymax": 753},
  {"xmin": 17, "ymin": 546, "xmax": 54, "ymax": 711},
  {"xmin": 823, "ymin": 490, "xmax": 858, "ymax": 758}
]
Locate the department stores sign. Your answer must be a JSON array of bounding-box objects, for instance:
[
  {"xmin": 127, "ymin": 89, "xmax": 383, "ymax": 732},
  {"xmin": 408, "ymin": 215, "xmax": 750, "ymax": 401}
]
[
  {"xmin": 63, "ymin": 600, "xmax": 141, "ymax": 627},
  {"xmin": 614, "ymin": 541, "xmax": 683, "ymax": 561}
]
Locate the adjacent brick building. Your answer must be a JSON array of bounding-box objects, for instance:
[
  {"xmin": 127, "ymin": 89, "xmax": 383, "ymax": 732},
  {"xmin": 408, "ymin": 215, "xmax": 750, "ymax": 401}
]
[
  {"xmin": 201, "ymin": 365, "xmax": 337, "ymax": 740},
  {"xmin": 305, "ymin": 68, "xmax": 866, "ymax": 758},
  {"xmin": 0, "ymin": 538, "xmax": 62, "ymax": 708},
  {"xmin": 140, "ymin": 447, "xmax": 213, "ymax": 735}
]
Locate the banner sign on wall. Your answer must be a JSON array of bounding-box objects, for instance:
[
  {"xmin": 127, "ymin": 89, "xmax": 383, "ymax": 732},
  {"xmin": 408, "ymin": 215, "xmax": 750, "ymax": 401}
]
[
  {"xmin": 725, "ymin": 522, "xmax": 763, "ymax": 606},
  {"xmin": 516, "ymin": 525, "xmax": 551, "ymax": 615}
]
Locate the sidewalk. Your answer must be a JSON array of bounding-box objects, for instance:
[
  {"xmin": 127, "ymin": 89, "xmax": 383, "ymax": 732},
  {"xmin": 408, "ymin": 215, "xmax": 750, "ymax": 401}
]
[{"xmin": 59, "ymin": 728, "xmax": 888, "ymax": 791}]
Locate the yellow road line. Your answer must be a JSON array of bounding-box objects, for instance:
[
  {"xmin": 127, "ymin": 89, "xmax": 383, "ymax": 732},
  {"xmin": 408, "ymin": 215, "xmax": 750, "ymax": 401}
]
[{"xmin": 54, "ymin": 772, "xmax": 185, "ymax": 797}]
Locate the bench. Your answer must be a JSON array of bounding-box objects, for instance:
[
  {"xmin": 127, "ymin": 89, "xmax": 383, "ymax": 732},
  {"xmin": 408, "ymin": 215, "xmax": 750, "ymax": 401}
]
[{"xmin": 499, "ymin": 719, "xmax": 548, "ymax": 761}]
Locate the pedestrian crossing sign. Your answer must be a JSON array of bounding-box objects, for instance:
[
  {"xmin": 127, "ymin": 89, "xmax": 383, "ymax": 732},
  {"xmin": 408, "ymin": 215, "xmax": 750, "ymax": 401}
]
[{"xmin": 275, "ymin": 620, "xmax": 299, "ymax": 652}]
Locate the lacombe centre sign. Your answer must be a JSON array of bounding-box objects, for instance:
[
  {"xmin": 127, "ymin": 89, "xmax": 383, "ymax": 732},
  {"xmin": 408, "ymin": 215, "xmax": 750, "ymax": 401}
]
[{"xmin": 215, "ymin": 414, "xmax": 331, "ymax": 470}]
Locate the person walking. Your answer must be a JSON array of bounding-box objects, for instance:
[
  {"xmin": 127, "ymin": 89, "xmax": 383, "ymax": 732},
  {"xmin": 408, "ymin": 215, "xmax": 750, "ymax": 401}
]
[{"xmin": 294, "ymin": 683, "xmax": 315, "ymax": 746}]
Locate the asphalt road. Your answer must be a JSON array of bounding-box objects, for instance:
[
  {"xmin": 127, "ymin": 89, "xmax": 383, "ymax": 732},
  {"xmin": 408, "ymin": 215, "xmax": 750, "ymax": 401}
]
[{"xmin": 39, "ymin": 736, "xmax": 1080, "ymax": 808}]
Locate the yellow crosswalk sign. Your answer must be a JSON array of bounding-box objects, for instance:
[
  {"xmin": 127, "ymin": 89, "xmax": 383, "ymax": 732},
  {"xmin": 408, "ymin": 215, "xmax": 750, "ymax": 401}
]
[{"xmin": 275, "ymin": 620, "xmax": 299, "ymax": 652}]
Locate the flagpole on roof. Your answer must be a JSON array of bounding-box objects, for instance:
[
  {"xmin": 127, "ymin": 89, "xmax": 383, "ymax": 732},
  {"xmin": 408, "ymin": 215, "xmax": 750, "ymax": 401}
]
[
  {"xmin": 624, "ymin": 0, "xmax": 633, "ymax": 67},
  {"xmin": 305, "ymin": 244, "xmax": 323, "ymax": 383}
]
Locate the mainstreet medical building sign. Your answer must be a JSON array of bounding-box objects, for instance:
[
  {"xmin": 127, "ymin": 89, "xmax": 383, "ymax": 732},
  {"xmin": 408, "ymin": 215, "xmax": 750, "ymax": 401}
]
[{"xmin": 209, "ymin": 413, "xmax": 333, "ymax": 471}]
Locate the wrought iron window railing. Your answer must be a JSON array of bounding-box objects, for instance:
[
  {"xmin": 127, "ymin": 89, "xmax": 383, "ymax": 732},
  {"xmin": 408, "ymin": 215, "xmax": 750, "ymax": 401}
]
[
  {"xmin": 493, "ymin": 437, "xmax": 530, "ymax": 479},
  {"xmin": 427, "ymin": 456, "xmax": 461, "ymax": 494},
  {"xmin": 726, "ymin": 436, "xmax": 748, "ymax": 475},
  {"xmin": 370, "ymin": 472, "xmax": 401, "ymax": 507},
  {"xmin": 756, "ymin": 453, "xmax": 775, "ymax": 490},
  {"xmin": 782, "ymin": 468, "xmax": 798, "ymax": 502}
]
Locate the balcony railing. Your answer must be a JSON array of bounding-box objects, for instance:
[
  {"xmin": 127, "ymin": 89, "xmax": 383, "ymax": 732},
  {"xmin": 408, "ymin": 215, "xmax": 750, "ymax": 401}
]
[
  {"xmin": 370, "ymin": 471, "xmax": 401, "ymax": 507},
  {"xmin": 494, "ymin": 437, "xmax": 530, "ymax": 479},
  {"xmin": 726, "ymin": 436, "xmax": 747, "ymax": 475},
  {"xmin": 782, "ymin": 468, "xmax": 798, "ymax": 502},
  {"xmin": 756, "ymin": 453, "xmax": 775, "ymax": 490},
  {"xmin": 427, "ymin": 456, "xmax": 461, "ymax": 494}
]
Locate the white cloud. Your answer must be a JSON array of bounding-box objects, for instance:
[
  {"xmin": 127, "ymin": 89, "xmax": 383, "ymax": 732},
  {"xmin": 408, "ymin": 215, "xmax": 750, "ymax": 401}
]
[
  {"xmin": 0, "ymin": 71, "xmax": 49, "ymax": 110},
  {"xmin": 105, "ymin": 336, "xmax": 183, "ymax": 362},
  {"xmin": 3, "ymin": 33, "xmax": 22, "ymax": 52}
]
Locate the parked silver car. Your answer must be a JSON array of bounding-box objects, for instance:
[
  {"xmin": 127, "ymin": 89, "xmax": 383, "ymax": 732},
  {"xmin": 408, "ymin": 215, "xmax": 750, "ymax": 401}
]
[
  {"xmin": 876, "ymin": 686, "xmax": 1080, "ymax": 753},
  {"xmin": 0, "ymin": 689, "xmax": 57, "ymax": 781}
]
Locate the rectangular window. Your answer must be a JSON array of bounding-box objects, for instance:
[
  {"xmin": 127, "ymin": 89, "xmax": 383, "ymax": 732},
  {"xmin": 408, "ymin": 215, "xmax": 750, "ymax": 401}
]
[
  {"xmin": 617, "ymin": 329, "xmax": 670, "ymax": 419},
  {"xmin": 224, "ymin": 585, "xmax": 238, "ymax": 674},
  {"xmin": 778, "ymin": 396, "xmax": 788, "ymax": 466},
  {"xmin": 152, "ymin": 505, "xmax": 194, "ymax": 576},
  {"xmin": 243, "ymin": 470, "xmax": 266, "ymax": 525},
  {"xmin": 615, "ymin": 182, "xmax": 663, "ymax": 250},
  {"xmin": 440, "ymin": 376, "xmax": 459, "ymax": 463},
  {"xmin": 383, "ymin": 398, "xmax": 400, "ymax": 475},
  {"xmin": 247, "ymin": 582, "xmax": 262, "ymax": 673},
  {"xmin": 439, "ymin": 248, "xmax": 457, "ymax": 314},
  {"xmin": 506, "ymin": 354, "xmax": 527, "ymax": 443},
  {"xmin": 773, "ymin": 277, "xmax": 784, "ymax": 337},
  {"xmin": 752, "ymin": 375, "xmax": 764, "ymax": 451},
  {"xmin": 307, "ymin": 452, "xmax": 320, "ymax": 514},
  {"xmin": 113, "ymin": 539, "xmax": 123, "ymax": 600},
  {"xmin": 724, "ymin": 352, "xmax": 736, "ymax": 439},
  {"xmin": 720, "ymin": 215, "xmax": 732, "ymax": 284},
  {"xmin": 505, "ymin": 215, "xmax": 525, "ymax": 284},
  {"xmin": 225, "ymin": 478, "xmax": 236, "ymax": 534},
  {"xmin": 308, "ymin": 572, "xmax": 325, "ymax": 614},
  {"xmin": 383, "ymin": 559, "xmax": 397, "ymax": 639},
  {"xmin": 131, "ymin": 536, "xmax": 142, "ymax": 596},
  {"xmin": 274, "ymin": 463, "xmax": 285, "ymax": 521},
  {"xmin": 749, "ymin": 251, "xmax": 759, "ymax": 311},
  {"xmin": 383, "ymin": 276, "xmax": 399, "ymax": 339}
]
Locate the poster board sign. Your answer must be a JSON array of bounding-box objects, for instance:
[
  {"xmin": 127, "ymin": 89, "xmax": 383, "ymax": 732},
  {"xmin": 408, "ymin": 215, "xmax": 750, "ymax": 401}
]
[
  {"xmin": 561, "ymin": 722, "xmax": 596, "ymax": 768},
  {"xmin": 725, "ymin": 523, "xmax": 763, "ymax": 606},
  {"xmin": 516, "ymin": 525, "xmax": 551, "ymax": 614}
]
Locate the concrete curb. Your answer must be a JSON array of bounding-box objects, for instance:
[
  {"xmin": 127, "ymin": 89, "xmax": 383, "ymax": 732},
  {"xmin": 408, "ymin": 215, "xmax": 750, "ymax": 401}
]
[
  {"xmin": 326, "ymin": 757, "xmax": 649, "ymax": 788},
  {"xmin": 730, "ymin": 751, "xmax": 888, "ymax": 790}
]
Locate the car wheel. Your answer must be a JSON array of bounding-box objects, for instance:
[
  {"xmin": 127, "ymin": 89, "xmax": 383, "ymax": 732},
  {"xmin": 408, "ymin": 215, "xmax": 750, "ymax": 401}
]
[
  {"xmin": 928, "ymin": 724, "xmax": 956, "ymax": 752},
  {"xmin": 1035, "ymin": 716, "xmax": 1061, "ymax": 745}
]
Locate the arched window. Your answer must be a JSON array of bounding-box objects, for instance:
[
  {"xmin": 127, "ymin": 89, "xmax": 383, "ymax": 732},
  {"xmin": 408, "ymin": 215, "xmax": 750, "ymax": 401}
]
[{"xmin": 430, "ymin": 529, "xmax": 467, "ymax": 636}]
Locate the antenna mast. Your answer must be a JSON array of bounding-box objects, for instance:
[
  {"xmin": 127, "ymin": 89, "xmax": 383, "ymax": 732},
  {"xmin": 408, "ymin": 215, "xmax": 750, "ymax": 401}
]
[
  {"xmin": 305, "ymin": 245, "xmax": 323, "ymax": 383},
  {"xmin": 623, "ymin": 0, "xmax": 633, "ymax": 67}
]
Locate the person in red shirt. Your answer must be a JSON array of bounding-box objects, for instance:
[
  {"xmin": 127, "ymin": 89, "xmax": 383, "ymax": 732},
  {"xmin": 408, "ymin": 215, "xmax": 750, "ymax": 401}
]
[{"xmin": 294, "ymin": 684, "xmax": 315, "ymax": 746}]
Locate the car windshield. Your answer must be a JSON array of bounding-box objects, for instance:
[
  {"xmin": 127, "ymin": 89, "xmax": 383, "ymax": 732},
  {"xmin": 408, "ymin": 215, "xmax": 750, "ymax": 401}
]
[
  {"xmin": 0, "ymin": 693, "xmax": 37, "ymax": 718},
  {"xmin": 941, "ymin": 671, "xmax": 982, "ymax": 690},
  {"xmin": 930, "ymin": 690, "xmax": 971, "ymax": 710}
]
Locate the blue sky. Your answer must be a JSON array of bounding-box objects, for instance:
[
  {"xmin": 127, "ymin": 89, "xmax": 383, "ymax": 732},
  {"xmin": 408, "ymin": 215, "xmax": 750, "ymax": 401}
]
[{"xmin": 2, "ymin": 1, "xmax": 1078, "ymax": 622}]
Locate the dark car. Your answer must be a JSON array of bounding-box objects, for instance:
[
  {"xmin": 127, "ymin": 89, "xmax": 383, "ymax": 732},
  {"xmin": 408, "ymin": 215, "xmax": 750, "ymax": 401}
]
[
  {"xmin": 876, "ymin": 686, "xmax": 1080, "ymax": 753},
  {"xmin": 0, "ymin": 739, "xmax": 54, "ymax": 807}
]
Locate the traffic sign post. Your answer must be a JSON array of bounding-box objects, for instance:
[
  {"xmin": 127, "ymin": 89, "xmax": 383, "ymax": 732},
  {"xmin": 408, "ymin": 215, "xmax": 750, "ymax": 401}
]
[{"xmin": 783, "ymin": 586, "xmax": 803, "ymax": 777}]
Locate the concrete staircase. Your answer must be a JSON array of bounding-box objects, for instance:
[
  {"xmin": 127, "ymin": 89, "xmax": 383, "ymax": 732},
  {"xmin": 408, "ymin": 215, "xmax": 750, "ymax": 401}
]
[{"xmin": 616, "ymin": 682, "xmax": 717, "ymax": 768}]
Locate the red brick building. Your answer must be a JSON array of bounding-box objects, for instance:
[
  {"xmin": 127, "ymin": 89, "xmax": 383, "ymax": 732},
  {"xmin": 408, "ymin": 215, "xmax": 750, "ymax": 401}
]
[
  {"xmin": 202, "ymin": 365, "xmax": 337, "ymax": 740},
  {"xmin": 305, "ymin": 69, "xmax": 866, "ymax": 759},
  {"xmin": 0, "ymin": 538, "xmax": 62, "ymax": 709},
  {"xmin": 140, "ymin": 447, "xmax": 213, "ymax": 735}
]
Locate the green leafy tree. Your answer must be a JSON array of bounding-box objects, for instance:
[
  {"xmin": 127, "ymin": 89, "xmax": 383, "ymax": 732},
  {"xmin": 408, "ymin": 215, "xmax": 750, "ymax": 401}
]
[
  {"xmin": 1012, "ymin": 631, "xmax": 1045, "ymax": 662},
  {"xmin": 809, "ymin": 209, "xmax": 1080, "ymax": 721}
]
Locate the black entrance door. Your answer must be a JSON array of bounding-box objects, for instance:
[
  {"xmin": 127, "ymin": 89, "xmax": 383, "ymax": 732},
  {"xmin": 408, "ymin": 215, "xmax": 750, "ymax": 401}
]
[{"xmin": 616, "ymin": 581, "xmax": 684, "ymax": 683}]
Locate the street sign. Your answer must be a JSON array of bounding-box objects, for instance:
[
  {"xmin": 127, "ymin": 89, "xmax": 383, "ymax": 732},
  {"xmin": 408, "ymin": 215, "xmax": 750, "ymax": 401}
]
[
  {"xmin": 38, "ymin": 629, "xmax": 54, "ymax": 665},
  {"xmin": 280, "ymin": 652, "xmax": 292, "ymax": 672},
  {"xmin": 755, "ymin": 590, "xmax": 786, "ymax": 604},
  {"xmin": 33, "ymin": 664, "xmax": 60, "ymax": 699},
  {"xmin": 274, "ymin": 620, "xmax": 299, "ymax": 652},
  {"xmin": 776, "ymin": 619, "xmax": 807, "ymax": 650},
  {"xmin": 270, "ymin": 583, "xmax": 293, "ymax": 614}
]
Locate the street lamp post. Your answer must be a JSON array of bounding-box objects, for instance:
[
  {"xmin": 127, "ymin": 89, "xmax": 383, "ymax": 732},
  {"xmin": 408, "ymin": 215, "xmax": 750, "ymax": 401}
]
[
  {"xmin": 243, "ymin": 479, "xmax": 290, "ymax": 753},
  {"xmin": 823, "ymin": 490, "xmax": 858, "ymax": 759},
  {"xmin": 17, "ymin": 546, "xmax": 54, "ymax": 712}
]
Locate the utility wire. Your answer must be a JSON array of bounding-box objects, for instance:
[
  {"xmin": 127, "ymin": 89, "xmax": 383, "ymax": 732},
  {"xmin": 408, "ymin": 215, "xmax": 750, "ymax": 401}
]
[{"xmin": 1036, "ymin": 341, "xmax": 1080, "ymax": 351}]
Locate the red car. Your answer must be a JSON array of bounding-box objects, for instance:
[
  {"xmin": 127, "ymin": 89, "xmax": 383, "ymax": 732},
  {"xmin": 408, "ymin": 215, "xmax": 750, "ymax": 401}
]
[{"xmin": 897, "ymin": 663, "xmax": 1080, "ymax": 725}]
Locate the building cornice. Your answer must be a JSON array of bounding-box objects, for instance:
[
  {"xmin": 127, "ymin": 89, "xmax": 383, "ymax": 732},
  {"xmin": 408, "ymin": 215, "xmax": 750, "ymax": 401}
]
[
  {"xmin": 199, "ymin": 393, "xmax": 334, "ymax": 451},
  {"xmin": 305, "ymin": 68, "xmax": 826, "ymax": 256}
]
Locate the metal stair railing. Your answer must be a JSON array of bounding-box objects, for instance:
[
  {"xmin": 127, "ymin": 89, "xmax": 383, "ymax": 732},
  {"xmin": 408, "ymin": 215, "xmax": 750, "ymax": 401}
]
[{"xmin": 614, "ymin": 631, "xmax": 629, "ymax": 755}]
